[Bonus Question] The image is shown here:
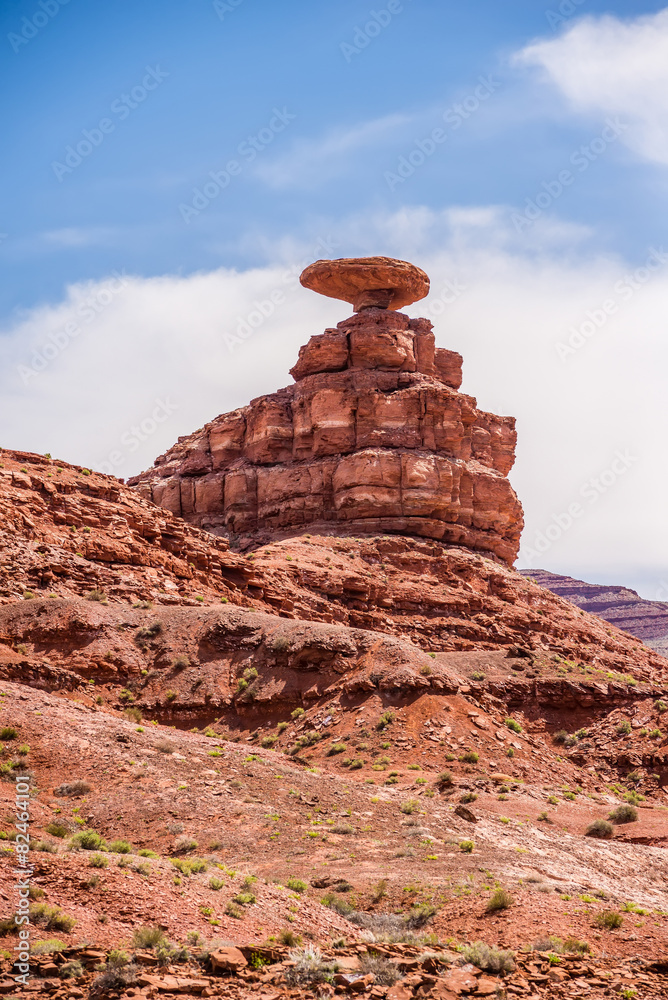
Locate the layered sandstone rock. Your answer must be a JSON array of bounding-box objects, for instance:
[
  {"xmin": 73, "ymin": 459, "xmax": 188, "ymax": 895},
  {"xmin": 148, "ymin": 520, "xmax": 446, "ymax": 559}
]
[{"xmin": 130, "ymin": 287, "xmax": 524, "ymax": 562}]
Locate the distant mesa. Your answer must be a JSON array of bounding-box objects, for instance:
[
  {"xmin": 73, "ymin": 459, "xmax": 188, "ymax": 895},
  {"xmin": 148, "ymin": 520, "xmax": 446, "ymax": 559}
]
[{"xmin": 300, "ymin": 256, "xmax": 430, "ymax": 312}]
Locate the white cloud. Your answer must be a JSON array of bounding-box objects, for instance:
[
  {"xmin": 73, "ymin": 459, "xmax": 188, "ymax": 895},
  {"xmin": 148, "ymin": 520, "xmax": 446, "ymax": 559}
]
[
  {"xmin": 516, "ymin": 8, "xmax": 668, "ymax": 165},
  {"xmin": 1, "ymin": 207, "xmax": 668, "ymax": 598}
]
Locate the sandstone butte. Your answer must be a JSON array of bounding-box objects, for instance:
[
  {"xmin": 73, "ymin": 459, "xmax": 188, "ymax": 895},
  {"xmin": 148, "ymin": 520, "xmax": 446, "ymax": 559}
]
[
  {"xmin": 129, "ymin": 256, "xmax": 523, "ymax": 565},
  {"xmin": 1, "ymin": 258, "xmax": 668, "ymax": 999}
]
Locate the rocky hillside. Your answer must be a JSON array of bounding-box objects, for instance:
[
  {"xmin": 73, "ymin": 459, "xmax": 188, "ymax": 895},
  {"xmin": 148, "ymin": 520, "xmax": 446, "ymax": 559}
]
[
  {"xmin": 521, "ymin": 569, "xmax": 668, "ymax": 657},
  {"xmin": 1, "ymin": 258, "xmax": 667, "ymax": 998}
]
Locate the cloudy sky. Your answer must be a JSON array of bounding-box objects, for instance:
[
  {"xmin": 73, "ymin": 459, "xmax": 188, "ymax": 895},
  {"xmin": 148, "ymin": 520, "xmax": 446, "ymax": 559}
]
[{"xmin": 1, "ymin": 0, "xmax": 668, "ymax": 599}]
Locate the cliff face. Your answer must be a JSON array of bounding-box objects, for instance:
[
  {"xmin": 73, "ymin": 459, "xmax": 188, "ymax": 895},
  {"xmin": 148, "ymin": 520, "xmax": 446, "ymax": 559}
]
[
  {"xmin": 521, "ymin": 569, "xmax": 668, "ymax": 656},
  {"xmin": 130, "ymin": 308, "xmax": 523, "ymax": 563}
]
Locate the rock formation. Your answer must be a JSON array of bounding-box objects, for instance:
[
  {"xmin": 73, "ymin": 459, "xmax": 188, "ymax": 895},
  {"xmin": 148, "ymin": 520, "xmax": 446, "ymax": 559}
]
[{"xmin": 130, "ymin": 258, "xmax": 524, "ymax": 563}]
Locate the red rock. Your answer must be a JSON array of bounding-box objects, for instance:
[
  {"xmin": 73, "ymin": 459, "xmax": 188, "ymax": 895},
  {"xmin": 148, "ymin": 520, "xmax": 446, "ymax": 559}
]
[
  {"xmin": 440, "ymin": 966, "xmax": 479, "ymax": 994},
  {"xmin": 132, "ymin": 270, "xmax": 524, "ymax": 565},
  {"xmin": 209, "ymin": 946, "xmax": 248, "ymax": 973},
  {"xmin": 300, "ymin": 256, "xmax": 430, "ymax": 311}
]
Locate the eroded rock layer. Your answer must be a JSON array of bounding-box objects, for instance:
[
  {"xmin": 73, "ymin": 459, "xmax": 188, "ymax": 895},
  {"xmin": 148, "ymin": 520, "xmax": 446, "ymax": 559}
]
[{"xmin": 131, "ymin": 309, "xmax": 523, "ymax": 562}]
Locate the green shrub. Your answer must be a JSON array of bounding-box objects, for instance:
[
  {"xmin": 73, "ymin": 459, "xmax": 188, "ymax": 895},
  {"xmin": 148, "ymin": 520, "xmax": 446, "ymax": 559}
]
[
  {"xmin": 286, "ymin": 877, "xmax": 308, "ymax": 893},
  {"xmin": 486, "ymin": 888, "xmax": 513, "ymax": 912},
  {"xmin": 608, "ymin": 805, "xmax": 638, "ymax": 824},
  {"xmin": 471, "ymin": 671, "xmax": 486, "ymax": 681},
  {"xmin": 460, "ymin": 792, "xmax": 477, "ymax": 804},
  {"xmin": 0, "ymin": 727, "xmax": 18, "ymax": 740},
  {"xmin": 505, "ymin": 718, "xmax": 522, "ymax": 733},
  {"xmin": 70, "ymin": 830, "xmax": 105, "ymax": 851},
  {"xmin": 460, "ymin": 941, "xmax": 515, "ymax": 973},
  {"xmin": 436, "ymin": 771, "xmax": 453, "ymax": 786},
  {"xmin": 89, "ymin": 854, "xmax": 108, "ymax": 868},
  {"xmin": 209, "ymin": 877, "xmax": 224, "ymax": 890},
  {"xmin": 586, "ymin": 819, "xmax": 614, "ymax": 839},
  {"xmin": 108, "ymin": 840, "xmax": 133, "ymax": 854},
  {"xmin": 327, "ymin": 743, "xmax": 347, "ymax": 756},
  {"xmin": 459, "ymin": 840, "xmax": 474, "ymax": 853},
  {"xmin": 291, "ymin": 707, "xmax": 305, "ymax": 719},
  {"xmin": 616, "ymin": 720, "xmax": 632, "ymax": 736},
  {"xmin": 399, "ymin": 799, "xmax": 419, "ymax": 815},
  {"xmin": 460, "ymin": 751, "xmax": 479, "ymax": 764},
  {"xmin": 226, "ymin": 901, "xmax": 242, "ymax": 919},
  {"xmin": 30, "ymin": 904, "xmax": 76, "ymax": 933},
  {"xmin": 132, "ymin": 926, "xmax": 166, "ymax": 949},
  {"xmin": 376, "ymin": 710, "xmax": 396, "ymax": 731},
  {"xmin": 59, "ymin": 960, "xmax": 84, "ymax": 979},
  {"xmin": 233, "ymin": 892, "xmax": 256, "ymax": 905},
  {"xmin": 594, "ymin": 910, "xmax": 623, "ymax": 930}
]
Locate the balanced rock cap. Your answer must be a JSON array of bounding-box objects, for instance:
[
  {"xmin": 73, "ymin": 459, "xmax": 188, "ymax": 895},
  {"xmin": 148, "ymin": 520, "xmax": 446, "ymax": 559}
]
[{"xmin": 300, "ymin": 256, "xmax": 430, "ymax": 312}]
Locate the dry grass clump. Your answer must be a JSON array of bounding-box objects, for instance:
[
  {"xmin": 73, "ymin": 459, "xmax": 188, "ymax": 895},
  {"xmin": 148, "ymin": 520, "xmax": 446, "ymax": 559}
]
[{"xmin": 460, "ymin": 941, "xmax": 515, "ymax": 973}]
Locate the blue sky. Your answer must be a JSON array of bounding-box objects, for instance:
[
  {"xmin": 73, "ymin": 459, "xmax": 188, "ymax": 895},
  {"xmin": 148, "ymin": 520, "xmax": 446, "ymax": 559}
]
[{"xmin": 2, "ymin": 0, "xmax": 668, "ymax": 598}]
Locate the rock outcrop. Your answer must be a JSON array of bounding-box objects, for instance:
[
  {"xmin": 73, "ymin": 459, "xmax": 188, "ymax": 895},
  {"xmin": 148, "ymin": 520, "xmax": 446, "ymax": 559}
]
[{"xmin": 130, "ymin": 260, "xmax": 524, "ymax": 563}]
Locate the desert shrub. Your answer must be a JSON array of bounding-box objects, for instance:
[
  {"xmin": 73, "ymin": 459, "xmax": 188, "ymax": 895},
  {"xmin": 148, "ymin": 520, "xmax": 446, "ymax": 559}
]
[
  {"xmin": 270, "ymin": 635, "xmax": 291, "ymax": 652},
  {"xmin": 30, "ymin": 903, "xmax": 76, "ymax": 933},
  {"xmin": 0, "ymin": 727, "xmax": 18, "ymax": 740},
  {"xmin": 119, "ymin": 689, "xmax": 134, "ymax": 702},
  {"xmin": 460, "ymin": 751, "xmax": 479, "ymax": 764},
  {"xmin": 28, "ymin": 886, "xmax": 45, "ymax": 900},
  {"xmin": 371, "ymin": 878, "xmax": 388, "ymax": 903},
  {"xmin": 173, "ymin": 835, "xmax": 198, "ymax": 854},
  {"xmin": 532, "ymin": 935, "xmax": 564, "ymax": 953},
  {"xmin": 225, "ymin": 902, "xmax": 242, "ymax": 919},
  {"xmin": 537, "ymin": 811, "xmax": 551, "ymax": 823},
  {"xmin": 108, "ymin": 839, "xmax": 133, "ymax": 854},
  {"xmin": 585, "ymin": 819, "xmax": 614, "ymax": 839},
  {"xmin": 132, "ymin": 925, "xmax": 166, "ymax": 949},
  {"xmin": 87, "ymin": 589, "xmax": 107, "ymax": 603},
  {"xmin": 31, "ymin": 939, "xmax": 65, "ymax": 955},
  {"xmin": 89, "ymin": 854, "xmax": 108, "ymax": 869},
  {"xmin": 31, "ymin": 839, "xmax": 58, "ymax": 853},
  {"xmin": 154, "ymin": 738, "xmax": 176, "ymax": 754},
  {"xmin": 89, "ymin": 964, "xmax": 138, "ymax": 998},
  {"xmin": 564, "ymin": 937, "xmax": 590, "ymax": 954},
  {"xmin": 279, "ymin": 928, "xmax": 302, "ymax": 946},
  {"xmin": 138, "ymin": 849, "xmax": 159, "ymax": 858},
  {"xmin": 208, "ymin": 877, "xmax": 224, "ymax": 890},
  {"xmin": 654, "ymin": 699, "xmax": 667, "ymax": 712},
  {"xmin": 459, "ymin": 840, "xmax": 474, "ymax": 853},
  {"xmin": 172, "ymin": 655, "xmax": 190, "ymax": 670},
  {"xmin": 359, "ymin": 954, "xmax": 401, "ymax": 985},
  {"xmin": 376, "ymin": 710, "xmax": 395, "ymax": 731},
  {"xmin": 54, "ymin": 780, "xmax": 91, "ymax": 797},
  {"xmin": 553, "ymin": 730, "xmax": 568, "ymax": 744},
  {"xmin": 436, "ymin": 771, "xmax": 453, "ymax": 786},
  {"xmin": 233, "ymin": 892, "xmax": 256, "ymax": 905},
  {"xmin": 347, "ymin": 759, "xmax": 364, "ymax": 770},
  {"xmin": 594, "ymin": 910, "xmax": 623, "ymax": 930},
  {"xmin": 284, "ymin": 945, "xmax": 338, "ymax": 987},
  {"xmin": 505, "ymin": 718, "xmax": 522, "ymax": 733},
  {"xmin": 277, "ymin": 721, "xmax": 288, "ymax": 733},
  {"xmin": 332, "ymin": 822, "xmax": 354, "ymax": 835},
  {"xmin": 322, "ymin": 892, "xmax": 354, "ymax": 916},
  {"xmin": 404, "ymin": 903, "xmax": 437, "ymax": 928},
  {"xmin": 261, "ymin": 735, "xmax": 277, "ymax": 748},
  {"xmin": 327, "ymin": 743, "xmax": 347, "ymax": 756},
  {"xmin": 291, "ymin": 707, "xmax": 305, "ymax": 718},
  {"xmin": 124, "ymin": 707, "xmax": 143, "ymax": 723},
  {"xmin": 134, "ymin": 622, "xmax": 162, "ymax": 646},
  {"xmin": 286, "ymin": 877, "xmax": 308, "ymax": 893},
  {"xmin": 471, "ymin": 671, "xmax": 486, "ymax": 681},
  {"xmin": 486, "ymin": 888, "xmax": 513, "ymax": 912},
  {"xmin": 70, "ymin": 830, "xmax": 105, "ymax": 851},
  {"xmin": 460, "ymin": 792, "xmax": 477, "ymax": 804},
  {"xmin": 616, "ymin": 720, "xmax": 632, "ymax": 736},
  {"xmin": 400, "ymin": 799, "xmax": 419, "ymax": 815},
  {"xmin": 60, "ymin": 960, "xmax": 84, "ymax": 979},
  {"xmin": 460, "ymin": 941, "xmax": 515, "ymax": 973},
  {"xmin": 609, "ymin": 804, "xmax": 638, "ymax": 824}
]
